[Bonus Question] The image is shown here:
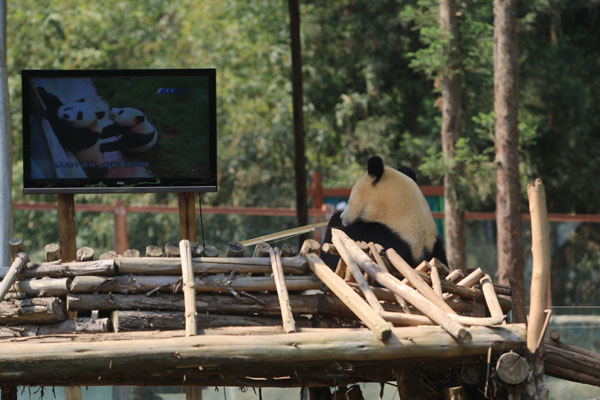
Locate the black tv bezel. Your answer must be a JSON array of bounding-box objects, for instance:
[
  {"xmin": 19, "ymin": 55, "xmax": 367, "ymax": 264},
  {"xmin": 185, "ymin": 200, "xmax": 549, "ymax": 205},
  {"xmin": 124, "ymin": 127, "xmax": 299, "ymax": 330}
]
[{"xmin": 21, "ymin": 68, "xmax": 217, "ymax": 194}]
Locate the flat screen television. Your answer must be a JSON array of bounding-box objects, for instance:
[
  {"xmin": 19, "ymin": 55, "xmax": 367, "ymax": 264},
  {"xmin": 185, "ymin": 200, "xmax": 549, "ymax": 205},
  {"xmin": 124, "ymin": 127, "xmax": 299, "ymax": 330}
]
[{"xmin": 22, "ymin": 69, "xmax": 217, "ymax": 194}]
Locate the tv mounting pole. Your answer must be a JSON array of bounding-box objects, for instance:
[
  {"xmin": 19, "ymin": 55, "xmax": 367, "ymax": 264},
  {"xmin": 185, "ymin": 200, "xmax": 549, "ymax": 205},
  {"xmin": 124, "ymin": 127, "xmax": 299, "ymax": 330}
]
[
  {"xmin": 178, "ymin": 192, "xmax": 196, "ymax": 242},
  {"xmin": 57, "ymin": 193, "xmax": 77, "ymax": 262}
]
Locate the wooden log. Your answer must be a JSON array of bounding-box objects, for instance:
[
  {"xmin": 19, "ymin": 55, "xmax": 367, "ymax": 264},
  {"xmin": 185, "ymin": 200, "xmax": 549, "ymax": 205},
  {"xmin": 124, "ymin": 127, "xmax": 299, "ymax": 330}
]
[
  {"xmin": 527, "ymin": 178, "xmax": 551, "ymax": 354},
  {"xmin": 0, "ymin": 253, "xmax": 28, "ymax": 301},
  {"xmin": 545, "ymin": 361, "xmax": 600, "ymax": 387},
  {"xmin": 419, "ymin": 270, "xmax": 512, "ymax": 312},
  {"xmin": 0, "ymin": 318, "xmax": 108, "ymax": 337},
  {"xmin": 400, "ymin": 260, "xmax": 430, "ymax": 286},
  {"xmin": 429, "ymin": 257, "xmax": 450, "ymax": 275},
  {"xmin": 300, "ymin": 239, "xmax": 320, "ymax": 255},
  {"xmin": 444, "ymin": 386, "xmax": 466, "ymax": 400},
  {"xmin": 20, "ymin": 259, "xmax": 115, "ymax": 279},
  {"xmin": 280, "ymin": 243, "xmax": 297, "ymax": 257},
  {"xmin": 99, "ymin": 251, "xmax": 118, "ymax": 260},
  {"xmin": 496, "ymin": 351, "xmax": 530, "ymax": 384},
  {"xmin": 178, "ymin": 192, "xmax": 196, "ymax": 242},
  {"xmin": 321, "ymin": 243, "xmax": 338, "ymax": 256},
  {"xmin": 480, "ymin": 274, "xmax": 504, "ymax": 319},
  {"xmin": 543, "ymin": 339, "xmax": 600, "ymax": 380},
  {"xmin": 145, "ymin": 245, "xmax": 163, "ymax": 258},
  {"xmin": 430, "ymin": 266, "xmax": 443, "ymax": 298},
  {"xmin": 2, "ymin": 292, "xmax": 26, "ymax": 300},
  {"xmin": 445, "ymin": 269, "xmax": 464, "ymax": 283},
  {"xmin": 44, "ymin": 243, "xmax": 60, "ymax": 262},
  {"xmin": 180, "ymin": 240, "xmax": 197, "ymax": 336},
  {"xmin": 186, "ymin": 386, "xmax": 202, "ymax": 400},
  {"xmin": 112, "ymin": 310, "xmax": 311, "ymax": 332},
  {"xmin": 253, "ymin": 242, "xmax": 271, "ymax": 258},
  {"xmin": 305, "ymin": 253, "xmax": 393, "ymax": 341},
  {"xmin": 379, "ymin": 311, "xmax": 504, "ymax": 327},
  {"xmin": 0, "ymin": 385, "xmax": 17, "ymax": 400},
  {"xmin": 65, "ymin": 387, "xmax": 81, "ymax": 400},
  {"xmin": 0, "ymin": 297, "xmax": 66, "ymax": 324},
  {"xmin": 116, "ymin": 256, "xmax": 308, "ymax": 275},
  {"xmin": 57, "ymin": 194, "xmax": 76, "ymax": 262},
  {"xmin": 9, "ymin": 277, "xmax": 70, "ymax": 297},
  {"xmin": 269, "ymin": 248, "xmax": 296, "ymax": 333},
  {"xmin": 70, "ymin": 274, "xmax": 321, "ymax": 294},
  {"xmin": 123, "ymin": 249, "xmax": 140, "ymax": 258},
  {"xmin": 386, "ymin": 250, "xmax": 456, "ymax": 315},
  {"xmin": 367, "ymin": 243, "xmax": 409, "ymax": 312},
  {"xmin": 226, "ymin": 241, "xmax": 245, "ymax": 257},
  {"xmin": 190, "ymin": 242, "xmax": 204, "ymax": 257},
  {"xmin": 332, "ymin": 236, "xmax": 383, "ymax": 313},
  {"xmin": 66, "ymin": 292, "xmax": 352, "ymax": 317},
  {"xmin": 76, "ymin": 247, "xmax": 94, "ymax": 262},
  {"xmin": 332, "ymin": 229, "xmax": 470, "ymax": 343},
  {"xmin": 455, "ymin": 267, "xmax": 485, "ymax": 288},
  {"xmin": 0, "ymin": 324, "xmax": 526, "ymax": 386},
  {"xmin": 8, "ymin": 239, "xmax": 23, "ymax": 262},
  {"xmin": 165, "ymin": 242, "xmax": 180, "ymax": 257},
  {"xmin": 202, "ymin": 245, "xmax": 219, "ymax": 257}
]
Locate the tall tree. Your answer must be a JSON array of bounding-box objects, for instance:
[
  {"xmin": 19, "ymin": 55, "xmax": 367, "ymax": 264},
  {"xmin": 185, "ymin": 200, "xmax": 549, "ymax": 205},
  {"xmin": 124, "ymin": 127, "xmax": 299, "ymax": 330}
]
[
  {"xmin": 0, "ymin": 0, "xmax": 10, "ymax": 266},
  {"xmin": 439, "ymin": 0, "xmax": 465, "ymax": 271},
  {"xmin": 493, "ymin": 0, "xmax": 526, "ymax": 323},
  {"xmin": 288, "ymin": 0, "xmax": 309, "ymax": 235}
]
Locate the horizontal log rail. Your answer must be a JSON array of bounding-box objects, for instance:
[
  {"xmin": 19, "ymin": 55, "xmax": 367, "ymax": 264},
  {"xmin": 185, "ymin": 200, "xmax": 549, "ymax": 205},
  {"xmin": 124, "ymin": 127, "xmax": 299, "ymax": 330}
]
[{"xmin": 0, "ymin": 324, "xmax": 526, "ymax": 386}]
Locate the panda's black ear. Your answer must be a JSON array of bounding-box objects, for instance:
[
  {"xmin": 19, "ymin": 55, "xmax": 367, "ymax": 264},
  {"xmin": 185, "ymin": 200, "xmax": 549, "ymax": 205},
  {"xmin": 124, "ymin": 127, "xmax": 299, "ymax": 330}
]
[
  {"xmin": 76, "ymin": 98, "xmax": 85, "ymax": 102},
  {"xmin": 96, "ymin": 111, "xmax": 106, "ymax": 119},
  {"xmin": 135, "ymin": 115, "xmax": 146, "ymax": 123},
  {"xmin": 367, "ymin": 156, "xmax": 384, "ymax": 184}
]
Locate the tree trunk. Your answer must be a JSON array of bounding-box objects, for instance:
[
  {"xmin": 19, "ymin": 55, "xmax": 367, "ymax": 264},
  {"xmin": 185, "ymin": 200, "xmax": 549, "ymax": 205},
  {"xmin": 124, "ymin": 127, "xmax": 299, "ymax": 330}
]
[
  {"xmin": 288, "ymin": 0, "xmax": 309, "ymax": 243},
  {"xmin": 0, "ymin": 0, "xmax": 11, "ymax": 267},
  {"xmin": 439, "ymin": 0, "xmax": 466, "ymax": 271},
  {"xmin": 493, "ymin": 0, "xmax": 526, "ymax": 324}
]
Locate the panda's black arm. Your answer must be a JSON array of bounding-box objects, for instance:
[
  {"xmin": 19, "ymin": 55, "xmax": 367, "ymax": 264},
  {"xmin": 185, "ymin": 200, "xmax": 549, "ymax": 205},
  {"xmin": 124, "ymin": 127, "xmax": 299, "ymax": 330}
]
[{"xmin": 35, "ymin": 87, "xmax": 63, "ymax": 116}]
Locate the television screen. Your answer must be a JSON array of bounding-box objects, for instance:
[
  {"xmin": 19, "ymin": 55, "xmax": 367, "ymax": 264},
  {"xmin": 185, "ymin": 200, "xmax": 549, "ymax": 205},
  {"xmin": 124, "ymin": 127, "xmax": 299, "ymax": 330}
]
[{"xmin": 22, "ymin": 69, "xmax": 217, "ymax": 193}]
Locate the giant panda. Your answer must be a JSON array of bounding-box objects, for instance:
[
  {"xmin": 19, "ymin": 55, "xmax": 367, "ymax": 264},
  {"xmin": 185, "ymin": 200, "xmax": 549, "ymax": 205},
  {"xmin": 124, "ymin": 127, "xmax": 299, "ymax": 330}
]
[
  {"xmin": 321, "ymin": 155, "xmax": 447, "ymax": 270},
  {"xmin": 109, "ymin": 107, "xmax": 158, "ymax": 153},
  {"xmin": 56, "ymin": 98, "xmax": 108, "ymax": 158}
]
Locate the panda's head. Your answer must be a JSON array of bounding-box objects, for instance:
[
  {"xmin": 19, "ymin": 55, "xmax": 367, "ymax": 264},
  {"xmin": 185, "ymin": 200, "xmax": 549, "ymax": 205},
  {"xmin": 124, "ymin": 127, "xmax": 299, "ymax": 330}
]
[
  {"xmin": 57, "ymin": 98, "xmax": 106, "ymax": 128},
  {"xmin": 110, "ymin": 107, "xmax": 146, "ymax": 127},
  {"xmin": 340, "ymin": 155, "xmax": 438, "ymax": 260}
]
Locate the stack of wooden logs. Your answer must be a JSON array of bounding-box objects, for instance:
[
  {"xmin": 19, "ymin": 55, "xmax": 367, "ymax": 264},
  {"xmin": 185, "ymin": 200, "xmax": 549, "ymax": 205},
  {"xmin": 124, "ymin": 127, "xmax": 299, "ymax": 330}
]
[
  {"xmin": 309, "ymin": 229, "xmax": 512, "ymax": 343},
  {"xmin": 0, "ymin": 229, "xmax": 513, "ymax": 341}
]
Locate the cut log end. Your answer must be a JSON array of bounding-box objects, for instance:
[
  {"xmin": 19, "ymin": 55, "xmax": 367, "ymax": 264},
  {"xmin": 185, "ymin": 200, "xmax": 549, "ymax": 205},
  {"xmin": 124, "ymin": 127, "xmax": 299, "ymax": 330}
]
[{"xmin": 457, "ymin": 329, "xmax": 472, "ymax": 344}]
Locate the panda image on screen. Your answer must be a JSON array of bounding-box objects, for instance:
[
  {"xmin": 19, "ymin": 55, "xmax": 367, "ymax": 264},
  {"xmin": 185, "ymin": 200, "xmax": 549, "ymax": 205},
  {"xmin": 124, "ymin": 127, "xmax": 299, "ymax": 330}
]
[
  {"xmin": 321, "ymin": 155, "xmax": 447, "ymax": 270},
  {"xmin": 36, "ymin": 86, "xmax": 110, "ymax": 178},
  {"xmin": 109, "ymin": 107, "xmax": 158, "ymax": 154}
]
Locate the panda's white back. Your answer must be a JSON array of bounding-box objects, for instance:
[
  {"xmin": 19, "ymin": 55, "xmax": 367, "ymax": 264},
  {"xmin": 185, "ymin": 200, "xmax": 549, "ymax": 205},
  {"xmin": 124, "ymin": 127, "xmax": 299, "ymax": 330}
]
[{"xmin": 341, "ymin": 166, "xmax": 438, "ymax": 261}]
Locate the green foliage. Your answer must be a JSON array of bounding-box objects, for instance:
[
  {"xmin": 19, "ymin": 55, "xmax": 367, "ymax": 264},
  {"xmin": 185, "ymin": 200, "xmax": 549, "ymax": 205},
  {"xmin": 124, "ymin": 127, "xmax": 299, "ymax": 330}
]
[{"xmin": 6, "ymin": 0, "xmax": 600, "ymax": 258}]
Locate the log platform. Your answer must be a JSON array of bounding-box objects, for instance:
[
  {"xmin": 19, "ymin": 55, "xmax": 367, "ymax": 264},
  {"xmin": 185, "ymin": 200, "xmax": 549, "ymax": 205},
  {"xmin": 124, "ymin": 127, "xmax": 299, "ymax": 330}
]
[{"xmin": 0, "ymin": 236, "xmax": 529, "ymax": 396}]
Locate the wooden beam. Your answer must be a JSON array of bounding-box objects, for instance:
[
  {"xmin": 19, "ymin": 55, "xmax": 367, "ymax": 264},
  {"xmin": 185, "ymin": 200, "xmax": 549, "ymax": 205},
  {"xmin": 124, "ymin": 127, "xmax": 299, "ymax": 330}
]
[
  {"xmin": 269, "ymin": 248, "xmax": 296, "ymax": 333},
  {"xmin": 116, "ymin": 255, "xmax": 308, "ymax": 276},
  {"xmin": 480, "ymin": 274, "xmax": 504, "ymax": 319},
  {"xmin": 332, "ymin": 236, "xmax": 383, "ymax": 313},
  {"xmin": 305, "ymin": 253, "xmax": 393, "ymax": 341},
  {"xmin": 526, "ymin": 179, "xmax": 550, "ymax": 353},
  {"xmin": 179, "ymin": 240, "xmax": 197, "ymax": 336},
  {"xmin": 69, "ymin": 274, "xmax": 321, "ymax": 294},
  {"xmin": 332, "ymin": 229, "xmax": 470, "ymax": 344},
  {"xmin": 0, "ymin": 253, "xmax": 27, "ymax": 301},
  {"xmin": 57, "ymin": 194, "xmax": 76, "ymax": 262},
  {"xmin": 179, "ymin": 192, "xmax": 196, "ymax": 242},
  {"xmin": 0, "ymin": 325, "xmax": 526, "ymax": 386}
]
